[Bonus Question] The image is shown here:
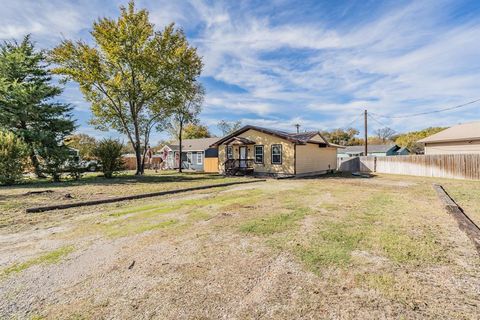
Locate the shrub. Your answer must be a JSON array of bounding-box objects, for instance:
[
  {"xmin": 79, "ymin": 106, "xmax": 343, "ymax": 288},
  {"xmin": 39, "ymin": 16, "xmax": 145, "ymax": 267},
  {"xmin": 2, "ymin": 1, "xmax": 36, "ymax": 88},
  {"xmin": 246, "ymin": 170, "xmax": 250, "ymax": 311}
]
[
  {"xmin": 39, "ymin": 145, "xmax": 71, "ymax": 182},
  {"xmin": 0, "ymin": 130, "xmax": 29, "ymax": 185},
  {"xmin": 93, "ymin": 138, "xmax": 124, "ymax": 178},
  {"xmin": 66, "ymin": 152, "xmax": 83, "ymax": 181}
]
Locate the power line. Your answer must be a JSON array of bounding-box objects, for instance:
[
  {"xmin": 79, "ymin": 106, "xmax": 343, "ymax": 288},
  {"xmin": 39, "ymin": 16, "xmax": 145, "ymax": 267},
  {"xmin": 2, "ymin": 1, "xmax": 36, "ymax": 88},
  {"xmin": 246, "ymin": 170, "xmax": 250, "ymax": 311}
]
[
  {"xmin": 342, "ymin": 112, "xmax": 364, "ymax": 129},
  {"xmin": 370, "ymin": 98, "xmax": 480, "ymax": 119},
  {"xmin": 368, "ymin": 113, "xmax": 399, "ymax": 133}
]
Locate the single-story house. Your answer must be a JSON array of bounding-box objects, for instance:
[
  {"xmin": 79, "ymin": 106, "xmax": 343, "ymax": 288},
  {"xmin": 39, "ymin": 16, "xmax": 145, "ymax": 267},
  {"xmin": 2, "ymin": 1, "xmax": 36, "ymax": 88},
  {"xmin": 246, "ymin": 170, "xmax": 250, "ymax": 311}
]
[
  {"xmin": 337, "ymin": 144, "xmax": 409, "ymax": 158},
  {"xmin": 210, "ymin": 125, "xmax": 342, "ymax": 177},
  {"xmin": 159, "ymin": 137, "xmax": 219, "ymax": 172},
  {"xmin": 418, "ymin": 121, "xmax": 480, "ymax": 155}
]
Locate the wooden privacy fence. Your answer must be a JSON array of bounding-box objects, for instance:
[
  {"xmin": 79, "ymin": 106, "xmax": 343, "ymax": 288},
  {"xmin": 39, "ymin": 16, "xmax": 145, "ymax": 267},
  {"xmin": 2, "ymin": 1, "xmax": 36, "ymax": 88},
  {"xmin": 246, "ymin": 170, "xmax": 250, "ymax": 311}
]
[
  {"xmin": 122, "ymin": 155, "xmax": 163, "ymax": 170},
  {"xmin": 204, "ymin": 158, "xmax": 219, "ymax": 173},
  {"xmin": 338, "ymin": 154, "xmax": 480, "ymax": 180}
]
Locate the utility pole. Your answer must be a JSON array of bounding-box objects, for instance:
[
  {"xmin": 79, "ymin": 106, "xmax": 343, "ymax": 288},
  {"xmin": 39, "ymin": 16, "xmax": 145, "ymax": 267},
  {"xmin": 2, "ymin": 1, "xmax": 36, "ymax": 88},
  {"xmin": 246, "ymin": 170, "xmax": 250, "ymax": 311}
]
[
  {"xmin": 294, "ymin": 123, "xmax": 300, "ymax": 133},
  {"xmin": 364, "ymin": 109, "xmax": 368, "ymax": 156}
]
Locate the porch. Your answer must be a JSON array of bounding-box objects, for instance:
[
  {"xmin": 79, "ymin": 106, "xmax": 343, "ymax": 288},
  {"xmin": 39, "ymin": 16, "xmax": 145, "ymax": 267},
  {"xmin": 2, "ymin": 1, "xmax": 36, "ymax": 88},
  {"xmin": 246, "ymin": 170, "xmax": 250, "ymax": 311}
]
[{"xmin": 222, "ymin": 136, "xmax": 256, "ymax": 176}]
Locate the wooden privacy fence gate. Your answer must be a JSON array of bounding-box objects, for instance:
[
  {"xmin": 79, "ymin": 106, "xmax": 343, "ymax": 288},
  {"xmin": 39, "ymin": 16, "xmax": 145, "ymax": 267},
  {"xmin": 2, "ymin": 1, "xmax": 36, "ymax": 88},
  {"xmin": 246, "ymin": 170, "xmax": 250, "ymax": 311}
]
[{"xmin": 338, "ymin": 154, "xmax": 480, "ymax": 180}]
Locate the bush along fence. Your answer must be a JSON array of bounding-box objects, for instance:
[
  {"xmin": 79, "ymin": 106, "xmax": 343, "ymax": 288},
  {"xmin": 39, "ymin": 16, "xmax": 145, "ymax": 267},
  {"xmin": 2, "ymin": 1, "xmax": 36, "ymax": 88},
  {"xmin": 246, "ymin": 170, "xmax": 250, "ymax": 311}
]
[{"xmin": 338, "ymin": 154, "xmax": 480, "ymax": 180}]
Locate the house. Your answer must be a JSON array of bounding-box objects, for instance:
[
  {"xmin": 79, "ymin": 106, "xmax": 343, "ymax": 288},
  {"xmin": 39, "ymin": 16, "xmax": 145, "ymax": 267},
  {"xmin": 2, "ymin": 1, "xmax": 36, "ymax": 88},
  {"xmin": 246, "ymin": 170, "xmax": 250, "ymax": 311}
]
[
  {"xmin": 210, "ymin": 125, "xmax": 342, "ymax": 177},
  {"xmin": 337, "ymin": 144, "xmax": 409, "ymax": 158},
  {"xmin": 159, "ymin": 137, "xmax": 219, "ymax": 172},
  {"xmin": 418, "ymin": 121, "xmax": 480, "ymax": 155}
]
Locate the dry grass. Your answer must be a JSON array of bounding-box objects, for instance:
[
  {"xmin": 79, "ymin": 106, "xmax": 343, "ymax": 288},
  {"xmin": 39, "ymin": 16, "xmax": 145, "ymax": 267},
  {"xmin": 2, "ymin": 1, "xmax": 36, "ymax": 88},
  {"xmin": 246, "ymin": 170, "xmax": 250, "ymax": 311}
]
[
  {"xmin": 0, "ymin": 170, "xmax": 248, "ymax": 232},
  {"xmin": 0, "ymin": 173, "xmax": 479, "ymax": 319}
]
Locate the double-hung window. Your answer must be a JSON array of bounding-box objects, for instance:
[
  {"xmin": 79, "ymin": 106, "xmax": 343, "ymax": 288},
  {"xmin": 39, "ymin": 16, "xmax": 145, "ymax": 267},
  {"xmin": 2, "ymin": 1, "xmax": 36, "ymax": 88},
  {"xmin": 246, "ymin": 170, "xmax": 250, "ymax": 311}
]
[
  {"xmin": 197, "ymin": 152, "xmax": 203, "ymax": 165},
  {"xmin": 254, "ymin": 145, "xmax": 264, "ymax": 164},
  {"xmin": 271, "ymin": 144, "xmax": 282, "ymax": 164},
  {"xmin": 226, "ymin": 146, "xmax": 233, "ymax": 159}
]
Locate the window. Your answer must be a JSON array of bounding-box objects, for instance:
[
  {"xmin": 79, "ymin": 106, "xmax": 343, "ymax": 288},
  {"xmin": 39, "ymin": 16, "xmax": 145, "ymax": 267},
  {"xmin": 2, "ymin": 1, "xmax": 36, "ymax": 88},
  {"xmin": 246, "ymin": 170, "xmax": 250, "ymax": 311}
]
[
  {"xmin": 197, "ymin": 152, "xmax": 203, "ymax": 165},
  {"xmin": 226, "ymin": 146, "xmax": 233, "ymax": 159},
  {"xmin": 254, "ymin": 145, "xmax": 264, "ymax": 164},
  {"xmin": 271, "ymin": 144, "xmax": 282, "ymax": 164}
]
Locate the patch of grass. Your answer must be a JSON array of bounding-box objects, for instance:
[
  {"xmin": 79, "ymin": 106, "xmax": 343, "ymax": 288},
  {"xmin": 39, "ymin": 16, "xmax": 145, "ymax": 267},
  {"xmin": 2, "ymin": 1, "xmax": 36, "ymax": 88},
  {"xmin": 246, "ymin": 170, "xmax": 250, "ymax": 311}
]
[
  {"xmin": 103, "ymin": 219, "xmax": 179, "ymax": 238},
  {"xmin": 108, "ymin": 203, "xmax": 167, "ymax": 217},
  {"xmin": 291, "ymin": 192, "xmax": 446, "ymax": 270},
  {"xmin": 378, "ymin": 228, "xmax": 443, "ymax": 264},
  {"xmin": 239, "ymin": 207, "xmax": 311, "ymax": 235},
  {"xmin": 187, "ymin": 211, "xmax": 212, "ymax": 222},
  {"xmin": 297, "ymin": 222, "xmax": 366, "ymax": 268},
  {"xmin": 1, "ymin": 245, "xmax": 75, "ymax": 278},
  {"xmin": 355, "ymin": 272, "xmax": 396, "ymax": 292}
]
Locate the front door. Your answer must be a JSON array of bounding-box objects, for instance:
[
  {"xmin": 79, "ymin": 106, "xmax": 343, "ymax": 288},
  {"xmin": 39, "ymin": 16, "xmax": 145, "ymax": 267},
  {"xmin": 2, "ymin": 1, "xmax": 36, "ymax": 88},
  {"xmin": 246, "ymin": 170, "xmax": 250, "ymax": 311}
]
[{"xmin": 239, "ymin": 146, "xmax": 247, "ymax": 168}]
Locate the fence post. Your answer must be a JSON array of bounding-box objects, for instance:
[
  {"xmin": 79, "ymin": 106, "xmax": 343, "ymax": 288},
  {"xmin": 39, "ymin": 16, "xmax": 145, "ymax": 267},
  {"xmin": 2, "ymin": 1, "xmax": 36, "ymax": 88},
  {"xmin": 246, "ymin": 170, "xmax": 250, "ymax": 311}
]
[{"xmin": 374, "ymin": 156, "xmax": 377, "ymax": 172}]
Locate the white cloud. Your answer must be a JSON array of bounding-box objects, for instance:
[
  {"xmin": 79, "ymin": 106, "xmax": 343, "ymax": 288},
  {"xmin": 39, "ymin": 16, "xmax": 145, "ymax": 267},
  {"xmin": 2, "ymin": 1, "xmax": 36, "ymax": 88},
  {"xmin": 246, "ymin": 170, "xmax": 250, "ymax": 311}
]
[{"xmin": 1, "ymin": 0, "xmax": 479, "ymax": 137}]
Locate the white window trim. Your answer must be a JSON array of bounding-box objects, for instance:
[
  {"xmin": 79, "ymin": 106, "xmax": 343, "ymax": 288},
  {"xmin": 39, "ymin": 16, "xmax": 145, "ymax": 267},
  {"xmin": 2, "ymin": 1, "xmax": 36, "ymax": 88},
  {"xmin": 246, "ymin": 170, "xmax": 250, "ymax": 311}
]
[
  {"xmin": 254, "ymin": 145, "xmax": 264, "ymax": 164},
  {"xmin": 197, "ymin": 152, "xmax": 203, "ymax": 165},
  {"xmin": 271, "ymin": 144, "xmax": 282, "ymax": 164},
  {"xmin": 226, "ymin": 146, "xmax": 233, "ymax": 159}
]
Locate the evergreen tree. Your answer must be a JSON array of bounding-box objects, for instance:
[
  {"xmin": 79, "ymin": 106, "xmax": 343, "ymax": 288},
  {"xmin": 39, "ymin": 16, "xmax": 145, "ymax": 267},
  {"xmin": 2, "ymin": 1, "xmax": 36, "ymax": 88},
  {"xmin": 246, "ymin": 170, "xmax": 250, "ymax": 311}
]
[{"xmin": 0, "ymin": 35, "xmax": 75, "ymax": 177}]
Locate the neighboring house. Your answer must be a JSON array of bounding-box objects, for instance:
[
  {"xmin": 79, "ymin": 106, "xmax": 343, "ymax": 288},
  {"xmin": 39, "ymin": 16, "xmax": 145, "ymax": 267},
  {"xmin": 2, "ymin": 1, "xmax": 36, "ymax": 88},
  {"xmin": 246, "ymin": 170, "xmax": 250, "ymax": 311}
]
[
  {"xmin": 210, "ymin": 125, "xmax": 342, "ymax": 177},
  {"xmin": 159, "ymin": 137, "xmax": 219, "ymax": 172},
  {"xmin": 337, "ymin": 144, "xmax": 409, "ymax": 158},
  {"xmin": 418, "ymin": 121, "xmax": 480, "ymax": 155}
]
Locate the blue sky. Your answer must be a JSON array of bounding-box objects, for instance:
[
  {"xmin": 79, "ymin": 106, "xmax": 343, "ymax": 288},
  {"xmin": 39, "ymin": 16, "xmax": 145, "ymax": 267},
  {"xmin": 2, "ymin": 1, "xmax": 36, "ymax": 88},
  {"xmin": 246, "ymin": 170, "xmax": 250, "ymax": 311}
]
[{"xmin": 1, "ymin": 0, "xmax": 480, "ymax": 142}]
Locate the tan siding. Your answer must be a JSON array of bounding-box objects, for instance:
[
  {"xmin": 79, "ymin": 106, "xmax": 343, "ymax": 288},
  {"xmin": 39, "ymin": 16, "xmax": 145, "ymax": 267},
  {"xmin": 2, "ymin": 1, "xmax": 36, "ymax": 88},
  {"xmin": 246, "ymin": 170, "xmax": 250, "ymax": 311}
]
[
  {"xmin": 425, "ymin": 140, "xmax": 480, "ymax": 155},
  {"xmin": 218, "ymin": 129, "xmax": 295, "ymax": 175},
  {"xmin": 307, "ymin": 133, "xmax": 327, "ymax": 143},
  {"xmin": 295, "ymin": 144, "xmax": 337, "ymax": 174}
]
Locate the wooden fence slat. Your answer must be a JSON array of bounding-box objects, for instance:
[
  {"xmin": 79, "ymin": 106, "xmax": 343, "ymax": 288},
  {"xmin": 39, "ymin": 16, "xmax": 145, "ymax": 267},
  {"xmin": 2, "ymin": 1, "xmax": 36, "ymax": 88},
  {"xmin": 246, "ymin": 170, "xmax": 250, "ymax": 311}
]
[{"xmin": 337, "ymin": 154, "xmax": 480, "ymax": 180}]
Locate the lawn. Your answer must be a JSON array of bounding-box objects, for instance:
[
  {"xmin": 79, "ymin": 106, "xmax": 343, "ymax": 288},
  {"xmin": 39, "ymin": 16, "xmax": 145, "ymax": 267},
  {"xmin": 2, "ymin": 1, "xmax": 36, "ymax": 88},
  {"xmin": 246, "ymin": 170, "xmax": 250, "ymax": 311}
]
[
  {"xmin": 0, "ymin": 173, "xmax": 479, "ymax": 319},
  {"xmin": 0, "ymin": 170, "xmax": 248, "ymax": 232}
]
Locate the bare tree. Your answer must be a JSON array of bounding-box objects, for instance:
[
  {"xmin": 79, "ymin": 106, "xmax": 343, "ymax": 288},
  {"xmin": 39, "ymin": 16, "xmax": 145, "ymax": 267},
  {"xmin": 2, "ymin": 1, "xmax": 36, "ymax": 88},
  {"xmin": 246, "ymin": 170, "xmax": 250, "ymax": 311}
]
[
  {"xmin": 217, "ymin": 120, "xmax": 242, "ymax": 136},
  {"xmin": 375, "ymin": 127, "xmax": 396, "ymax": 143}
]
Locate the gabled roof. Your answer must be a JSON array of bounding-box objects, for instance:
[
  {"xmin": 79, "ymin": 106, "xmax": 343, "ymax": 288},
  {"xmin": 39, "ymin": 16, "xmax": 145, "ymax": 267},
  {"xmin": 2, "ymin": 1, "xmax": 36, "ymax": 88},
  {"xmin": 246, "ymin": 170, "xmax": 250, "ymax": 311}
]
[
  {"xmin": 163, "ymin": 137, "xmax": 220, "ymax": 152},
  {"xmin": 341, "ymin": 144, "xmax": 400, "ymax": 154},
  {"xmin": 210, "ymin": 125, "xmax": 340, "ymax": 147},
  {"xmin": 418, "ymin": 121, "xmax": 480, "ymax": 143}
]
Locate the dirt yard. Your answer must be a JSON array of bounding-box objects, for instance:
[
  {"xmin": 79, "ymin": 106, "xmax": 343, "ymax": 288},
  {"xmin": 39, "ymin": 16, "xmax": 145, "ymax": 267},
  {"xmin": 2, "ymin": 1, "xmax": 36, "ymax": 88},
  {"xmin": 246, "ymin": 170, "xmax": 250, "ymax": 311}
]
[{"xmin": 1, "ymin": 173, "xmax": 479, "ymax": 319}]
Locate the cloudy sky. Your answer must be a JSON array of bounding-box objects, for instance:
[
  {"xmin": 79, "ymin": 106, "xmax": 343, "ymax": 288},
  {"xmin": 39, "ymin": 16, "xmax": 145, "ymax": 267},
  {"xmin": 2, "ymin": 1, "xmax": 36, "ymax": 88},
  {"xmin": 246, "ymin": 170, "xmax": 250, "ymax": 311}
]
[{"xmin": 1, "ymin": 0, "xmax": 479, "ymax": 141}]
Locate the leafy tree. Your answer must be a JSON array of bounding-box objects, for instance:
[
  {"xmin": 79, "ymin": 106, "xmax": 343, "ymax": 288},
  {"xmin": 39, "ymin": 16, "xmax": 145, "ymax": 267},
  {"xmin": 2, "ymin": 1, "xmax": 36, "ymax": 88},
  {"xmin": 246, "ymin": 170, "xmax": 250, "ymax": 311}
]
[
  {"xmin": 321, "ymin": 128, "xmax": 359, "ymax": 145},
  {"xmin": 93, "ymin": 138, "xmax": 124, "ymax": 178},
  {"xmin": 50, "ymin": 1, "xmax": 203, "ymax": 175},
  {"xmin": 375, "ymin": 127, "xmax": 396, "ymax": 143},
  {"xmin": 183, "ymin": 123, "xmax": 211, "ymax": 139},
  {"xmin": 168, "ymin": 83, "xmax": 204, "ymax": 173},
  {"xmin": 0, "ymin": 35, "xmax": 75, "ymax": 177},
  {"xmin": 217, "ymin": 120, "xmax": 242, "ymax": 136},
  {"xmin": 65, "ymin": 133, "xmax": 97, "ymax": 160},
  {"xmin": 0, "ymin": 130, "xmax": 28, "ymax": 185},
  {"xmin": 395, "ymin": 127, "xmax": 447, "ymax": 154},
  {"xmin": 366, "ymin": 136, "xmax": 387, "ymax": 145}
]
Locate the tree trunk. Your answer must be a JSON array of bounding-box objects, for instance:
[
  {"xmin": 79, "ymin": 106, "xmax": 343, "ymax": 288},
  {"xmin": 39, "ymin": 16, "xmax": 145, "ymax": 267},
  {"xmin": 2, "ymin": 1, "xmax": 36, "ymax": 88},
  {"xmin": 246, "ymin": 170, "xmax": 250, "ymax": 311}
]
[
  {"xmin": 29, "ymin": 149, "xmax": 46, "ymax": 178},
  {"xmin": 178, "ymin": 121, "xmax": 183, "ymax": 173},
  {"xmin": 133, "ymin": 119, "xmax": 144, "ymax": 175},
  {"xmin": 134, "ymin": 143, "xmax": 143, "ymax": 175}
]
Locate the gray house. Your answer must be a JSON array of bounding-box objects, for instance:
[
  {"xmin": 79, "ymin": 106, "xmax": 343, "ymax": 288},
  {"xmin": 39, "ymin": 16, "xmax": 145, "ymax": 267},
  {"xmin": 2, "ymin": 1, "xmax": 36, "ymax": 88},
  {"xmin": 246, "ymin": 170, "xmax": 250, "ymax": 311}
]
[
  {"xmin": 159, "ymin": 138, "xmax": 219, "ymax": 171},
  {"xmin": 337, "ymin": 144, "xmax": 409, "ymax": 158}
]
